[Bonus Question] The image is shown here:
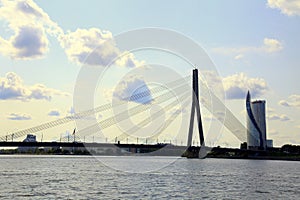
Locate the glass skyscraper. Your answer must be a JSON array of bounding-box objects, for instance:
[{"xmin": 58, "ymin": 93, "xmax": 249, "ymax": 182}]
[{"xmin": 246, "ymin": 91, "xmax": 267, "ymax": 150}]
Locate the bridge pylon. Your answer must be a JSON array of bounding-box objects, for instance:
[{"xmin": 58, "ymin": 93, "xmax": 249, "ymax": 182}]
[{"xmin": 187, "ymin": 69, "xmax": 204, "ymax": 147}]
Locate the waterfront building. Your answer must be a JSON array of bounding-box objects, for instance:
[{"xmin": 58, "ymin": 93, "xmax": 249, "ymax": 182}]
[
  {"xmin": 18, "ymin": 134, "xmax": 37, "ymax": 152},
  {"xmin": 246, "ymin": 91, "xmax": 267, "ymax": 150},
  {"xmin": 267, "ymin": 139, "xmax": 273, "ymax": 148},
  {"xmin": 22, "ymin": 134, "xmax": 37, "ymax": 142}
]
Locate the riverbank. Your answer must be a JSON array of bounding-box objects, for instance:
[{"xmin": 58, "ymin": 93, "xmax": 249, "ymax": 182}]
[{"xmin": 1, "ymin": 143, "xmax": 299, "ymax": 161}]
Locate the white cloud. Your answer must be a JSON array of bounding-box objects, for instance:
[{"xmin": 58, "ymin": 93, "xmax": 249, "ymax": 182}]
[
  {"xmin": 200, "ymin": 70, "xmax": 225, "ymax": 100},
  {"xmin": 212, "ymin": 37, "xmax": 283, "ymax": 58},
  {"xmin": 13, "ymin": 26, "xmax": 48, "ymax": 58},
  {"xmin": 268, "ymin": 114, "xmax": 291, "ymax": 121},
  {"xmin": 0, "ymin": 25, "xmax": 49, "ymax": 59},
  {"xmin": 0, "ymin": 72, "xmax": 69, "ymax": 101},
  {"xmin": 266, "ymin": 107, "xmax": 292, "ymax": 122},
  {"xmin": 234, "ymin": 54, "xmax": 244, "ymax": 60},
  {"xmin": 201, "ymin": 70, "xmax": 223, "ymax": 88},
  {"xmin": 279, "ymin": 94, "xmax": 300, "ymax": 108},
  {"xmin": 199, "ymin": 71, "xmax": 268, "ymax": 100},
  {"xmin": 59, "ymin": 28, "xmax": 143, "ymax": 67},
  {"xmin": 267, "ymin": 0, "xmax": 300, "ymax": 16},
  {"xmin": 0, "ymin": 0, "xmax": 62, "ymax": 60},
  {"xmin": 29, "ymin": 84, "xmax": 69, "ymax": 100},
  {"xmin": 48, "ymin": 110, "xmax": 60, "ymax": 116},
  {"xmin": 113, "ymin": 76, "xmax": 153, "ymax": 104},
  {"xmin": 223, "ymin": 73, "xmax": 268, "ymax": 99},
  {"xmin": 0, "ymin": 0, "xmax": 143, "ymax": 67},
  {"xmin": 7, "ymin": 113, "xmax": 31, "ymax": 120},
  {"xmin": 267, "ymin": 107, "xmax": 276, "ymax": 116},
  {"xmin": 262, "ymin": 38, "xmax": 283, "ymax": 52}
]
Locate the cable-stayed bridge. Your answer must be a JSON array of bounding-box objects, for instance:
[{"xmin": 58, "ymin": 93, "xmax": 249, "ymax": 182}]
[{"xmin": 0, "ymin": 69, "xmax": 248, "ymax": 157}]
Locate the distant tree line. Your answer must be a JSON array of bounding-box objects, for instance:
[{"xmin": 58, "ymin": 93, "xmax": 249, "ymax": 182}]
[{"xmin": 281, "ymin": 144, "xmax": 300, "ymax": 154}]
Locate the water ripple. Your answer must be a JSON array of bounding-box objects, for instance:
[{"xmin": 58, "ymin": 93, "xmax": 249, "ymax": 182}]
[{"xmin": 0, "ymin": 156, "xmax": 299, "ymax": 199}]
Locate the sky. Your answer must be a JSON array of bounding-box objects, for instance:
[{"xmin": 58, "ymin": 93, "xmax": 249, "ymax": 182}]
[{"xmin": 0, "ymin": 0, "xmax": 299, "ymax": 147}]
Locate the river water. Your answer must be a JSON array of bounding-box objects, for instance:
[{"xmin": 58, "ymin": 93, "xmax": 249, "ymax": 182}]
[{"xmin": 0, "ymin": 155, "xmax": 299, "ymax": 199}]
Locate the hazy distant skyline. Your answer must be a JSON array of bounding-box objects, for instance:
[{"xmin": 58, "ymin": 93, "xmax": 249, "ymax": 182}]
[{"xmin": 0, "ymin": 0, "xmax": 299, "ymax": 147}]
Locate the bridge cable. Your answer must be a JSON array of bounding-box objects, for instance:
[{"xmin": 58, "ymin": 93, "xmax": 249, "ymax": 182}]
[
  {"xmin": 0, "ymin": 76, "xmax": 190, "ymax": 141},
  {"xmin": 74, "ymin": 82, "xmax": 191, "ymax": 138}
]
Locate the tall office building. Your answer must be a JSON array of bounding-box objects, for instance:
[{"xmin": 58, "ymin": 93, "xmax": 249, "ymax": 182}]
[{"xmin": 246, "ymin": 91, "xmax": 267, "ymax": 150}]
